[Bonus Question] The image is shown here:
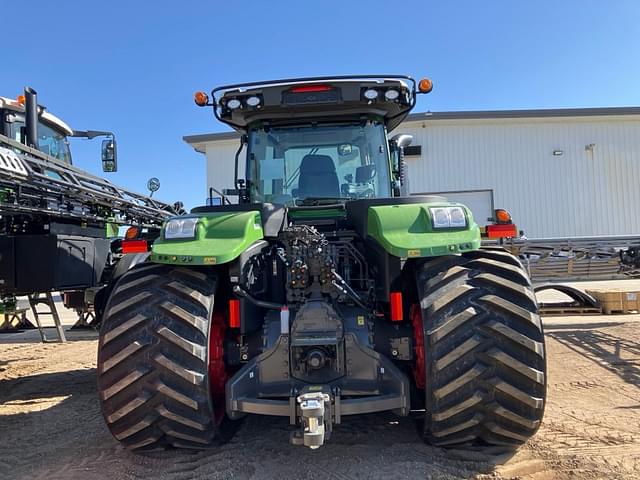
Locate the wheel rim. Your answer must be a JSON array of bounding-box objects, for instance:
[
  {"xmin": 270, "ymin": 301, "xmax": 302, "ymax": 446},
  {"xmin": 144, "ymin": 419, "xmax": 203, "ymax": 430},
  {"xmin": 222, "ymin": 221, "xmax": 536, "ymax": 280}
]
[
  {"xmin": 209, "ymin": 311, "xmax": 228, "ymax": 426},
  {"xmin": 410, "ymin": 303, "xmax": 426, "ymax": 390}
]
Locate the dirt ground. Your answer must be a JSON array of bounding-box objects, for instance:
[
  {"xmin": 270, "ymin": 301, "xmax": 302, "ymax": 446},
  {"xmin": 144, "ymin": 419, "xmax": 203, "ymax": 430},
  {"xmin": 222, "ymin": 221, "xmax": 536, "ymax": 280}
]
[{"xmin": 2, "ymin": 291, "xmax": 640, "ymax": 479}]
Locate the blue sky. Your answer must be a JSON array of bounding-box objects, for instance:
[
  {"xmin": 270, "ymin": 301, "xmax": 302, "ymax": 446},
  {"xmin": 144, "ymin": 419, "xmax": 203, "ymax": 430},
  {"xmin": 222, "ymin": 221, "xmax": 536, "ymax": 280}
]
[{"xmin": 3, "ymin": 0, "xmax": 639, "ymax": 209}]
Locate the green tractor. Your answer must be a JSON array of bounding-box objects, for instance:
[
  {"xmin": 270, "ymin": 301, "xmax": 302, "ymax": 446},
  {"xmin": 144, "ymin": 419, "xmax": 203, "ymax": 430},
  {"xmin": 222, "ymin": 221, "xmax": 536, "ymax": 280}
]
[{"xmin": 97, "ymin": 75, "xmax": 545, "ymax": 451}]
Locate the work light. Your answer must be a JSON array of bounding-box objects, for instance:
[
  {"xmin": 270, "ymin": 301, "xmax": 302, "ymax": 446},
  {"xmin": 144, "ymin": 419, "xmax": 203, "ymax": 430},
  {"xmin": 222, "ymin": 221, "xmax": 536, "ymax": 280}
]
[
  {"xmin": 384, "ymin": 89, "xmax": 399, "ymax": 101},
  {"xmin": 164, "ymin": 217, "xmax": 199, "ymax": 239},
  {"xmin": 363, "ymin": 89, "xmax": 378, "ymax": 100},
  {"xmin": 227, "ymin": 98, "xmax": 242, "ymax": 110},
  {"xmin": 246, "ymin": 96, "xmax": 261, "ymax": 107},
  {"xmin": 448, "ymin": 207, "xmax": 467, "ymax": 228},
  {"xmin": 429, "ymin": 206, "xmax": 467, "ymax": 229}
]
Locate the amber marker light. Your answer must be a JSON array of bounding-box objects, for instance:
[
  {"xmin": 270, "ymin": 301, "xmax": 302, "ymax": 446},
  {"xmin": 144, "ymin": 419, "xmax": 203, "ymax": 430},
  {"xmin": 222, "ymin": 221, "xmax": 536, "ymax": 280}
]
[
  {"xmin": 418, "ymin": 78, "xmax": 433, "ymax": 94},
  {"xmin": 495, "ymin": 209, "xmax": 512, "ymax": 224},
  {"xmin": 125, "ymin": 226, "xmax": 140, "ymax": 239},
  {"xmin": 194, "ymin": 91, "xmax": 209, "ymax": 106},
  {"xmin": 16, "ymin": 94, "xmax": 26, "ymax": 105}
]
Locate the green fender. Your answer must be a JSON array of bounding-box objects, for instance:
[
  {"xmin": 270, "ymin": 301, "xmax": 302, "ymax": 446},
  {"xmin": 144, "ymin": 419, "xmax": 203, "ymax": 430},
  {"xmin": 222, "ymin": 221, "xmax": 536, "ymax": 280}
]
[
  {"xmin": 367, "ymin": 203, "xmax": 481, "ymax": 258},
  {"xmin": 151, "ymin": 211, "xmax": 264, "ymax": 266}
]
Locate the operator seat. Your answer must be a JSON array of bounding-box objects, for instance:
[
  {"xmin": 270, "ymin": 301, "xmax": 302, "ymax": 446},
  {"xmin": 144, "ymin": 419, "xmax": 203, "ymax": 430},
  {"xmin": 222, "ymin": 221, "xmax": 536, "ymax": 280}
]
[
  {"xmin": 355, "ymin": 164, "xmax": 375, "ymax": 183},
  {"xmin": 297, "ymin": 154, "xmax": 340, "ymax": 198}
]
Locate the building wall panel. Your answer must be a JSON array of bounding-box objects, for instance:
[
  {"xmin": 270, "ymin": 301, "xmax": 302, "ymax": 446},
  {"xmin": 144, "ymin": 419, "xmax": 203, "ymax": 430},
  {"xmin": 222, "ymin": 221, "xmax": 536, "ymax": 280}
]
[{"xmin": 400, "ymin": 115, "xmax": 640, "ymax": 238}]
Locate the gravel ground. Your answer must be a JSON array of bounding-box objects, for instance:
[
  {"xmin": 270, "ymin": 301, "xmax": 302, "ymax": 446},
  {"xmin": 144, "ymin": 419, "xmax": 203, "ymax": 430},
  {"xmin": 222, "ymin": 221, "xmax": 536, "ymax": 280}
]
[{"xmin": 1, "ymin": 288, "xmax": 640, "ymax": 479}]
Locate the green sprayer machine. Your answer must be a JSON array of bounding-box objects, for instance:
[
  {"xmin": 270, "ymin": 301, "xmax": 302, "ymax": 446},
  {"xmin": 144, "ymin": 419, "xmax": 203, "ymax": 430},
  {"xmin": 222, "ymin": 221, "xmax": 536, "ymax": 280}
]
[{"xmin": 0, "ymin": 88, "xmax": 179, "ymax": 328}]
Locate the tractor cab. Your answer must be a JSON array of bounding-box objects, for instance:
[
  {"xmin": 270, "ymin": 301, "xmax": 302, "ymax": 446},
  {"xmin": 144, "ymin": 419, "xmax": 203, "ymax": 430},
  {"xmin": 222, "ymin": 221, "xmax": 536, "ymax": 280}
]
[
  {"xmin": 246, "ymin": 121, "xmax": 392, "ymax": 205},
  {"xmin": 195, "ymin": 76, "xmax": 433, "ymax": 205}
]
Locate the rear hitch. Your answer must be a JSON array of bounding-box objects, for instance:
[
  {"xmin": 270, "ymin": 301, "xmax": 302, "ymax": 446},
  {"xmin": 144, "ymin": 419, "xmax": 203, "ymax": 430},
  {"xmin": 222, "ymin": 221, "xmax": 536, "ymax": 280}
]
[{"xmin": 290, "ymin": 391, "xmax": 332, "ymax": 449}]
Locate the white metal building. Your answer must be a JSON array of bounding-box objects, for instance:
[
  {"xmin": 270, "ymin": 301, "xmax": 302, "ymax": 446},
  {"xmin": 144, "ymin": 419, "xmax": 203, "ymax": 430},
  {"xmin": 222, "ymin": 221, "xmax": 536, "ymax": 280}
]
[{"xmin": 184, "ymin": 107, "xmax": 640, "ymax": 239}]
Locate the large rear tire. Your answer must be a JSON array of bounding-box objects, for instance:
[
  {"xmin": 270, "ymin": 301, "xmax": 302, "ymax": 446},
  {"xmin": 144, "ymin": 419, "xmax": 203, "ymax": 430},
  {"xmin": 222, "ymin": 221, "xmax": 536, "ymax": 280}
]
[
  {"xmin": 414, "ymin": 247, "xmax": 546, "ymax": 448},
  {"xmin": 97, "ymin": 264, "xmax": 222, "ymax": 451}
]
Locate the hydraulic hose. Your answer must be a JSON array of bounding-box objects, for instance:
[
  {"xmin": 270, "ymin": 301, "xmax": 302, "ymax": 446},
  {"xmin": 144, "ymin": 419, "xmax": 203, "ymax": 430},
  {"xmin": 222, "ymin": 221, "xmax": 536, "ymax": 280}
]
[{"xmin": 233, "ymin": 285, "xmax": 284, "ymax": 310}]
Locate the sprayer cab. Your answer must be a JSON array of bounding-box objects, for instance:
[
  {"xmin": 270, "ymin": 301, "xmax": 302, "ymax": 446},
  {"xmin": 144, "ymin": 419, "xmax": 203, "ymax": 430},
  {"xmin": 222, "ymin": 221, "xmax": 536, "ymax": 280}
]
[{"xmin": 0, "ymin": 87, "xmax": 118, "ymax": 172}]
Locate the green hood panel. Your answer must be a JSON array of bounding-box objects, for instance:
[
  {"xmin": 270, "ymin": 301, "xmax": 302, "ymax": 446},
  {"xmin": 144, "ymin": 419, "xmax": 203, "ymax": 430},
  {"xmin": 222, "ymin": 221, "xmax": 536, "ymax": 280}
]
[
  {"xmin": 151, "ymin": 211, "xmax": 264, "ymax": 266},
  {"xmin": 367, "ymin": 203, "xmax": 481, "ymax": 258}
]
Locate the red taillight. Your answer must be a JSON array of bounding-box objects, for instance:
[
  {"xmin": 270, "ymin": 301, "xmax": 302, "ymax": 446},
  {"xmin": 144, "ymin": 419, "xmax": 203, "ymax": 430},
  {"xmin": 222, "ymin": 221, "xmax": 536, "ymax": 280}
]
[
  {"xmin": 229, "ymin": 299, "xmax": 240, "ymax": 328},
  {"xmin": 485, "ymin": 224, "xmax": 518, "ymax": 239},
  {"xmin": 289, "ymin": 84, "xmax": 333, "ymax": 93},
  {"xmin": 390, "ymin": 292, "xmax": 403, "ymax": 322},
  {"xmin": 121, "ymin": 239, "xmax": 148, "ymax": 254}
]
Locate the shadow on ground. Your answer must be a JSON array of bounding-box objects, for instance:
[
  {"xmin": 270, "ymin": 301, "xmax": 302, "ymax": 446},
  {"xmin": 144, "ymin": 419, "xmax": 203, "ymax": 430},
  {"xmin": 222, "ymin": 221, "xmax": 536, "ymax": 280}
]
[
  {"xmin": 0, "ymin": 368, "xmax": 96, "ymax": 403},
  {"xmin": 546, "ymin": 323, "xmax": 640, "ymax": 389},
  {"xmin": 0, "ymin": 365, "xmax": 520, "ymax": 480},
  {"xmin": 0, "ymin": 328, "xmax": 97, "ymax": 345}
]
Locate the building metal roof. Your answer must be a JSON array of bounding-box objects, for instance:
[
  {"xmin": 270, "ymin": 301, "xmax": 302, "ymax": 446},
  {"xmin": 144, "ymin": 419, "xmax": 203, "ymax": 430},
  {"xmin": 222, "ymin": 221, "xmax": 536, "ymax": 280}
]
[
  {"xmin": 183, "ymin": 106, "xmax": 640, "ymax": 148},
  {"xmin": 406, "ymin": 106, "xmax": 640, "ymax": 122},
  {"xmin": 184, "ymin": 130, "xmax": 239, "ymax": 144}
]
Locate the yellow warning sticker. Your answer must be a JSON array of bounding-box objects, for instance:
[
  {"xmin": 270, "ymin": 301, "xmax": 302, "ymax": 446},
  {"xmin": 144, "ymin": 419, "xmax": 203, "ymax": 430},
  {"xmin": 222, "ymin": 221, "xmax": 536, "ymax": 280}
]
[
  {"xmin": 357, "ymin": 315, "xmax": 365, "ymax": 326},
  {"xmin": 407, "ymin": 249, "xmax": 421, "ymax": 257},
  {"xmin": 203, "ymin": 256, "xmax": 217, "ymax": 265}
]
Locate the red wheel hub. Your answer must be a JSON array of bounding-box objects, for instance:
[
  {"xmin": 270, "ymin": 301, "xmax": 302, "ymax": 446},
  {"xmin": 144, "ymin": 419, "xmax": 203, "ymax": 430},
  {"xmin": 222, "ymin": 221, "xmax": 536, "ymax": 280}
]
[
  {"xmin": 208, "ymin": 311, "xmax": 228, "ymax": 425},
  {"xmin": 410, "ymin": 304, "xmax": 426, "ymax": 390}
]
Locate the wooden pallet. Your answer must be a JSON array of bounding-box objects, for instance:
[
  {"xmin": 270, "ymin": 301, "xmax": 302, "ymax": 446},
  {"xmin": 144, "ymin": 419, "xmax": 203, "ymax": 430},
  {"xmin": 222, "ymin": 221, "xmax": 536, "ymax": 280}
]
[
  {"xmin": 602, "ymin": 308, "xmax": 640, "ymax": 315},
  {"xmin": 539, "ymin": 306, "xmax": 602, "ymax": 316},
  {"xmin": 586, "ymin": 289, "xmax": 640, "ymax": 315}
]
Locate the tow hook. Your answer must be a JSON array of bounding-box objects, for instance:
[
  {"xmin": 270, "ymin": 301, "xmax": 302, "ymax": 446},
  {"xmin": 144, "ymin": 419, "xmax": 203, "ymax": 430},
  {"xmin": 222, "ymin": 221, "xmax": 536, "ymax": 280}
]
[{"xmin": 291, "ymin": 392, "xmax": 331, "ymax": 449}]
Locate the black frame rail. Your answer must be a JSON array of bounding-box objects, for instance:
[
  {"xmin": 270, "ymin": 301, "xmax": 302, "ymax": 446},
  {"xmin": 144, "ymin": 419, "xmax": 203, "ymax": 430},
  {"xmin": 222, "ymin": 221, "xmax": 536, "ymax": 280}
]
[{"xmin": 487, "ymin": 235, "xmax": 640, "ymax": 282}]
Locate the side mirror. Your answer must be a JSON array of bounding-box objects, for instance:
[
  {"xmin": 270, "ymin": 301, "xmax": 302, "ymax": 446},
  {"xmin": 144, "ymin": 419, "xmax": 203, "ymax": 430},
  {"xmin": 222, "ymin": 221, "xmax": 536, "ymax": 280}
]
[
  {"xmin": 101, "ymin": 138, "xmax": 117, "ymax": 172},
  {"xmin": 390, "ymin": 134, "xmax": 413, "ymax": 193},
  {"xmin": 392, "ymin": 134, "xmax": 413, "ymax": 149},
  {"xmin": 147, "ymin": 177, "xmax": 160, "ymax": 197}
]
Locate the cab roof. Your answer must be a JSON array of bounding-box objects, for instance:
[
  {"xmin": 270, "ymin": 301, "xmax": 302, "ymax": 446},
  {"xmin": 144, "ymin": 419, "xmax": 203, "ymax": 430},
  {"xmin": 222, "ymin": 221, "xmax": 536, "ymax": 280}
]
[
  {"xmin": 209, "ymin": 75, "xmax": 417, "ymax": 133},
  {"xmin": 0, "ymin": 96, "xmax": 74, "ymax": 136}
]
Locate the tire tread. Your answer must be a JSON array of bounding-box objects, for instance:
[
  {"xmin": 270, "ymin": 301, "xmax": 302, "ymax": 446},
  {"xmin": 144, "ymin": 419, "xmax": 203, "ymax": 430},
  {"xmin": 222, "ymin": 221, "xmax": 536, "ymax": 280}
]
[
  {"xmin": 417, "ymin": 247, "xmax": 546, "ymax": 448},
  {"xmin": 97, "ymin": 265, "xmax": 219, "ymax": 451}
]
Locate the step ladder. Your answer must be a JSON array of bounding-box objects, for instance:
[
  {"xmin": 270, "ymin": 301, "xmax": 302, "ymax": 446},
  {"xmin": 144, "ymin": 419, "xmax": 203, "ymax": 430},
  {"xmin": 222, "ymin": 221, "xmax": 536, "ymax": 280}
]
[{"xmin": 27, "ymin": 292, "xmax": 67, "ymax": 343}]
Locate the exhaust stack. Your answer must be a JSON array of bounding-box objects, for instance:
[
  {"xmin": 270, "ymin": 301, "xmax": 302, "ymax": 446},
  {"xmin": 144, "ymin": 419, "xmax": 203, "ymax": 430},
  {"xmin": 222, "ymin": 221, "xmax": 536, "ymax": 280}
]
[{"xmin": 24, "ymin": 87, "xmax": 38, "ymax": 148}]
